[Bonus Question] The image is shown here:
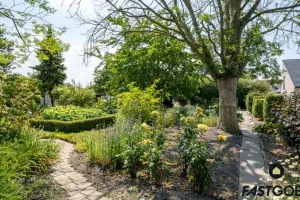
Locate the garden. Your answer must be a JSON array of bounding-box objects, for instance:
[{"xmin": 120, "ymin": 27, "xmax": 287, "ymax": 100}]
[
  {"xmin": 2, "ymin": 0, "xmax": 300, "ymax": 199},
  {"xmin": 246, "ymin": 91, "xmax": 300, "ymax": 194},
  {"xmin": 41, "ymin": 83, "xmax": 243, "ymax": 199}
]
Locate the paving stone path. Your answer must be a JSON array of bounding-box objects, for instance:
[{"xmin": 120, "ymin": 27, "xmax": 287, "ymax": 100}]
[
  {"xmin": 51, "ymin": 139, "xmax": 109, "ymax": 200},
  {"xmin": 238, "ymin": 111, "xmax": 271, "ymax": 199}
]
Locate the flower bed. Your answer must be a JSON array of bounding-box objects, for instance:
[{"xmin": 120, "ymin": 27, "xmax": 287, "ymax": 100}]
[{"xmin": 41, "ymin": 105, "xmax": 105, "ymax": 121}]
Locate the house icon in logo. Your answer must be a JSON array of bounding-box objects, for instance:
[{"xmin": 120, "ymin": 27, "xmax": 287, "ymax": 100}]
[
  {"xmin": 269, "ymin": 162, "xmax": 284, "ymax": 179},
  {"xmin": 272, "ymin": 167, "xmax": 281, "ymax": 175}
]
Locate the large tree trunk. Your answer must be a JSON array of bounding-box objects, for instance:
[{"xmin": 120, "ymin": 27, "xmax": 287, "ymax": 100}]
[
  {"xmin": 49, "ymin": 91, "xmax": 54, "ymax": 107},
  {"xmin": 216, "ymin": 77, "xmax": 240, "ymax": 134}
]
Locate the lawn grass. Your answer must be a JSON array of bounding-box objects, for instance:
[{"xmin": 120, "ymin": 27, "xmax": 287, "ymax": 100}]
[{"xmin": 41, "ymin": 130, "xmax": 92, "ymax": 152}]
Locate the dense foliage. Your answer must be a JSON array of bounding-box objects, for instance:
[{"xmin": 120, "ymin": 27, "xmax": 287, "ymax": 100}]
[
  {"xmin": 0, "ymin": 73, "xmax": 41, "ymax": 137},
  {"xmin": 272, "ymin": 93, "xmax": 300, "ymax": 151},
  {"xmin": 86, "ymin": 112, "xmax": 168, "ymax": 185},
  {"xmin": 252, "ymin": 97, "xmax": 265, "ymax": 119},
  {"xmin": 0, "ymin": 128, "xmax": 58, "ymax": 200},
  {"xmin": 246, "ymin": 91, "xmax": 263, "ymax": 112},
  {"xmin": 263, "ymin": 93, "xmax": 284, "ymax": 122},
  {"xmin": 41, "ymin": 105, "xmax": 104, "ymax": 121},
  {"xmin": 117, "ymin": 83, "xmax": 160, "ymax": 123},
  {"xmin": 52, "ymin": 85, "xmax": 96, "ymax": 107},
  {"xmin": 93, "ymin": 27, "xmax": 202, "ymax": 102},
  {"xmin": 31, "ymin": 25, "xmax": 69, "ymax": 106},
  {"xmin": 95, "ymin": 98, "xmax": 117, "ymax": 114}
]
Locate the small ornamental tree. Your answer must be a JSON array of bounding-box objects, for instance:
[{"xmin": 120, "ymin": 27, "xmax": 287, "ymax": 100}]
[
  {"xmin": 0, "ymin": 73, "xmax": 41, "ymax": 137},
  {"xmin": 31, "ymin": 25, "xmax": 69, "ymax": 106}
]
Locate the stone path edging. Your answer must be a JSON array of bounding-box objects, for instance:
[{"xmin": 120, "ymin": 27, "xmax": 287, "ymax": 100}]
[
  {"xmin": 238, "ymin": 111, "xmax": 271, "ymax": 200},
  {"xmin": 51, "ymin": 139, "xmax": 110, "ymax": 200}
]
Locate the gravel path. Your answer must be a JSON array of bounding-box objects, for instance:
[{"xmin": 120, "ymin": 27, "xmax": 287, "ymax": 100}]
[{"xmin": 51, "ymin": 139, "xmax": 110, "ymax": 200}]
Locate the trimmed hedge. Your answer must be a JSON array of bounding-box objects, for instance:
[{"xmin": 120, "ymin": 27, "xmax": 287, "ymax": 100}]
[
  {"xmin": 263, "ymin": 93, "xmax": 284, "ymax": 122},
  {"xmin": 192, "ymin": 79, "xmax": 270, "ymax": 108},
  {"xmin": 246, "ymin": 91, "xmax": 263, "ymax": 112},
  {"xmin": 252, "ymin": 97, "xmax": 265, "ymax": 118},
  {"xmin": 30, "ymin": 115, "xmax": 115, "ymax": 133}
]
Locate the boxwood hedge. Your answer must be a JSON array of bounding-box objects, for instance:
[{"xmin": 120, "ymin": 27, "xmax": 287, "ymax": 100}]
[
  {"xmin": 246, "ymin": 91, "xmax": 263, "ymax": 112},
  {"xmin": 252, "ymin": 97, "xmax": 265, "ymax": 118},
  {"xmin": 263, "ymin": 93, "xmax": 284, "ymax": 122},
  {"xmin": 30, "ymin": 115, "xmax": 115, "ymax": 133}
]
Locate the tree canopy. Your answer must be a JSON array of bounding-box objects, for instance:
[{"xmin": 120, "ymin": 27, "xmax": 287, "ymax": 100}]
[
  {"xmin": 0, "ymin": 25, "xmax": 15, "ymax": 73},
  {"xmin": 94, "ymin": 23, "xmax": 203, "ymax": 102},
  {"xmin": 78, "ymin": 0, "xmax": 300, "ymax": 132}
]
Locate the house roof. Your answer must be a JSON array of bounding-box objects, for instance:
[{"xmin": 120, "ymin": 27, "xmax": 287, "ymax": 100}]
[{"xmin": 283, "ymin": 59, "xmax": 300, "ymax": 88}]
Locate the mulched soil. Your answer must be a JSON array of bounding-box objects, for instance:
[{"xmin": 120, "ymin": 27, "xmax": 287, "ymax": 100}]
[
  {"xmin": 251, "ymin": 115, "xmax": 291, "ymax": 163},
  {"xmin": 70, "ymin": 127, "xmax": 242, "ymax": 200}
]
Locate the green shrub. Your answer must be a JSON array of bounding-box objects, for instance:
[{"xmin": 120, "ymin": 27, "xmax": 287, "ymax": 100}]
[
  {"xmin": 246, "ymin": 91, "xmax": 263, "ymax": 112},
  {"xmin": 272, "ymin": 93, "xmax": 300, "ymax": 149},
  {"xmin": 263, "ymin": 93, "xmax": 284, "ymax": 121},
  {"xmin": 117, "ymin": 83, "xmax": 160, "ymax": 123},
  {"xmin": 254, "ymin": 122, "xmax": 279, "ymax": 134},
  {"xmin": 0, "ymin": 128, "xmax": 58, "ymax": 200},
  {"xmin": 41, "ymin": 105, "xmax": 104, "ymax": 121},
  {"xmin": 188, "ymin": 141, "xmax": 212, "ymax": 193},
  {"xmin": 95, "ymin": 98, "xmax": 117, "ymax": 114},
  {"xmin": 237, "ymin": 79, "xmax": 269, "ymax": 108},
  {"xmin": 52, "ymin": 85, "xmax": 96, "ymax": 107},
  {"xmin": 0, "ymin": 73, "xmax": 41, "ymax": 137},
  {"xmin": 252, "ymin": 97, "xmax": 265, "ymax": 118},
  {"xmin": 30, "ymin": 115, "xmax": 115, "ymax": 133}
]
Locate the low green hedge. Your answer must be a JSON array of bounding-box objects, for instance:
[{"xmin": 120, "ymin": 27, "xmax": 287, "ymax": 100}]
[
  {"xmin": 263, "ymin": 93, "xmax": 284, "ymax": 122},
  {"xmin": 252, "ymin": 97, "xmax": 265, "ymax": 118},
  {"xmin": 30, "ymin": 115, "xmax": 115, "ymax": 133},
  {"xmin": 246, "ymin": 91, "xmax": 262, "ymax": 112}
]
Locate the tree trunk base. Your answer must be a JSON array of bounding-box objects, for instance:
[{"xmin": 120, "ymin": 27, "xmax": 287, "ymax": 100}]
[{"xmin": 216, "ymin": 77, "xmax": 240, "ymax": 134}]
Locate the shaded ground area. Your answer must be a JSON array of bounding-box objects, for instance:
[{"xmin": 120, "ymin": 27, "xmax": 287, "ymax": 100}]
[{"xmin": 70, "ymin": 127, "xmax": 242, "ymax": 200}]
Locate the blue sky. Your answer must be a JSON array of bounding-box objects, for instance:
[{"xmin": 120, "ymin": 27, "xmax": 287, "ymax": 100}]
[{"xmin": 4, "ymin": 0, "xmax": 300, "ymax": 85}]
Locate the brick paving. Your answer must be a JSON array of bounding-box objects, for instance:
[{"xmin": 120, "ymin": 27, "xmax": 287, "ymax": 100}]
[{"xmin": 51, "ymin": 140, "xmax": 110, "ymax": 200}]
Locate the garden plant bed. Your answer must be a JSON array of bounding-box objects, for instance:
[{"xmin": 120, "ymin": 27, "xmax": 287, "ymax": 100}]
[
  {"xmin": 258, "ymin": 133, "xmax": 291, "ymax": 164},
  {"xmin": 23, "ymin": 174, "xmax": 67, "ymax": 200},
  {"xmin": 69, "ymin": 127, "xmax": 242, "ymax": 200}
]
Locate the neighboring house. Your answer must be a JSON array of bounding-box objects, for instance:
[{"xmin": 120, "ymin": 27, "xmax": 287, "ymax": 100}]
[
  {"xmin": 281, "ymin": 59, "xmax": 300, "ymax": 96},
  {"xmin": 270, "ymin": 84, "xmax": 281, "ymax": 93}
]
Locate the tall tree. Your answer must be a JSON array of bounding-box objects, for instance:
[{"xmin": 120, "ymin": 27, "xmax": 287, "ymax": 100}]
[
  {"xmin": 77, "ymin": 0, "xmax": 300, "ymax": 133},
  {"xmin": 94, "ymin": 25, "xmax": 202, "ymax": 103},
  {"xmin": 0, "ymin": 25, "xmax": 15, "ymax": 73},
  {"xmin": 31, "ymin": 25, "xmax": 69, "ymax": 106}
]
